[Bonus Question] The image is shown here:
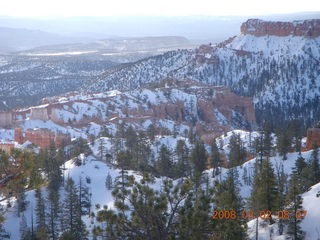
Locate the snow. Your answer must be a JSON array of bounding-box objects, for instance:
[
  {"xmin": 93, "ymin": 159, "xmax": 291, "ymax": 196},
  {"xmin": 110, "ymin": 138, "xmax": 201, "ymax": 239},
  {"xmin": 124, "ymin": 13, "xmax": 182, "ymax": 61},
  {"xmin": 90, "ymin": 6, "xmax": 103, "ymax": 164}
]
[
  {"xmin": 225, "ymin": 35, "xmax": 320, "ymax": 59},
  {"xmin": 301, "ymin": 183, "xmax": 320, "ymax": 240},
  {"xmin": 2, "ymin": 155, "xmax": 163, "ymax": 239},
  {"xmin": 24, "ymin": 51, "xmax": 98, "ymax": 56},
  {"xmin": 1, "ymin": 135, "xmax": 319, "ymax": 239},
  {"xmin": 20, "ymin": 120, "xmax": 87, "ymax": 139},
  {"xmin": 0, "ymin": 129, "xmax": 14, "ymax": 141}
]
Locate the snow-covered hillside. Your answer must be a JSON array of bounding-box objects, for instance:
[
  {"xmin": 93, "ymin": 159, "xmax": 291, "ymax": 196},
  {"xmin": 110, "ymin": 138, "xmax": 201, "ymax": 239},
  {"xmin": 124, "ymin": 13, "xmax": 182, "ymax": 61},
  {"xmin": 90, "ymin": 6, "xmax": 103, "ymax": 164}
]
[
  {"xmin": 0, "ymin": 54, "xmax": 117, "ymax": 110},
  {"xmin": 84, "ymin": 19, "xmax": 320, "ymax": 127},
  {"xmin": 2, "ymin": 138, "xmax": 319, "ymax": 239},
  {"xmin": 8, "ymin": 79, "xmax": 255, "ymax": 142}
]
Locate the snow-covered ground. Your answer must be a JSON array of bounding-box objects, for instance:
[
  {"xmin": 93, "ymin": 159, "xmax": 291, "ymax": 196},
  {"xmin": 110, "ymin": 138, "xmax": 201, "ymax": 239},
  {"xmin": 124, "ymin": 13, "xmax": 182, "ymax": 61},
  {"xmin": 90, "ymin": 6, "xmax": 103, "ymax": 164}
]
[{"xmin": 1, "ymin": 129, "xmax": 319, "ymax": 239}]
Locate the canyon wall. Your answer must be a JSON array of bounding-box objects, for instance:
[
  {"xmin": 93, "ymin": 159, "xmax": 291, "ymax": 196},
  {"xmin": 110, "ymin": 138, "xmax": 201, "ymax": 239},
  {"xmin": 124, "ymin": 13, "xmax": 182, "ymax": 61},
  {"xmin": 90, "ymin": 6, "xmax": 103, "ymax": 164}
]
[{"xmin": 241, "ymin": 19, "xmax": 320, "ymax": 37}]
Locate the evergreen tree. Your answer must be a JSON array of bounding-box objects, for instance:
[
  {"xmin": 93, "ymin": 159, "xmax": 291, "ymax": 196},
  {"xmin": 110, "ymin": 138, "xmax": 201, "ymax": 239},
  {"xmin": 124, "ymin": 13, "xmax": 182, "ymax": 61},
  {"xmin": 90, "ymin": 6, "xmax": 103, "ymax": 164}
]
[
  {"xmin": 288, "ymin": 119, "xmax": 303, "ymax": 153},
  {"xmin": 99, "ymin": 126, "xmax": 110, "ymax": 138},
  {"xmin": 147, "ymin": 124, "xmax": 156, "ymax": 141},
  {"xmin": 79, "ymin": 178, "xmax": 91, "ymax": 216},
  {"xmin": 125, "ymin": 125, "xmax": 138, "ymax": 152},
  {"xmin": 210, "ymin": 139, "xmax": 222, "ymax": 177},
  {"xmin": 96, "ymin": 176, "xmax": 214, "ymax": 240},
  {"xmin": 275, "ymin": 163, "xmax": 288, "ymax": 235},
  {"xmin": 63, "ymin": 178, "xmax": 87, "ymax": 240},
  {"xmin": 35, "ymin": 188, "xmax": 48, "ymax": 239},
  {"xmin": 249, "ymin": 158, "xmax": 279, "ymax": 222},
  {"xmin": 285, "ymin": 170, "xmax": 305, "ymax": 240},
  {"xmin": 175, "ymin": 140, "xmax": 190, "ymax": 177},
  {"xmin": 70, "ymin": 138, "xmax": 92, "ymax": 158},
  {"xmin": 113, "ymin": 152, "xmax": 135, "ymax": 207},
  {"xmin": 310, "ymin": 144, "xmax": 320, "ymax": 185},
  {"xmin": 190, "ymin": 141, "xmax": 207, "ymax": 190},
  {"xmin": 97, "ymin": 138, "xmax": 105, "ymax": 162},
  {"xmin": 156, "ymin": 144, "xmax": 172, "ymax": 177},
  {"xmin": 295, "ymin": 154, "xmax": 307, "ymax": 176},
  {"xmin": 213, "ymin": 169, "xmax": 247, "ymax": 240},
  {"xmin": 133, "ymin": 132, "xmax": 152, "ymax": 172},
  {"xmin": 47, "ymin": 188, "xmax": 60, "ymax": 240},
  {"xmin": 59, "ymin": 231, "xmax": 77, "ymax": 240},
  {"xmin": 228, "ymin": 133, "xmax": 246, "ymax": 167},
  {"xmin": 190, "ymin": 141, "xmax": 207, "ymax": 174},
  {"xmin": 176, "ymin": 185, "xmax": 214, "ymax": 240},
  {"xmin": 105, "ymin": 172, "xmax": 113, "ymax": 190},
  {"xmin": 276, "ymin": 131, "xmax": 292, "ymax": 160},
  {"xmin": 44, "ymin": 143, "xmax": 63, "ymax": 192}
]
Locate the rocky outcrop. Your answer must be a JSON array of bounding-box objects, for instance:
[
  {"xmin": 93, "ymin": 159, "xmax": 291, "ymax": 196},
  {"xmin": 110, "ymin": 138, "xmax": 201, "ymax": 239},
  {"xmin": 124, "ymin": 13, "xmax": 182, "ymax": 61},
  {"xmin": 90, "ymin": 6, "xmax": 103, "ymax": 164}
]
[
  {"xmin": 241, "ymin": 19, "xmax": 320, "ymax": 37},
  {"xmin": 0, "ymin": 142, "xmax": 15, "ymax": 153},
  {"xmin": 3, "ymin": 79, "xmax": 256, "ymax": 143},
  {"xmin": 14, "ymin": 128, "xmax": 71, "ymax": 149},
  {"xmin": 306, "ymin": 128, "xmax": 320, "ymax": 150}
]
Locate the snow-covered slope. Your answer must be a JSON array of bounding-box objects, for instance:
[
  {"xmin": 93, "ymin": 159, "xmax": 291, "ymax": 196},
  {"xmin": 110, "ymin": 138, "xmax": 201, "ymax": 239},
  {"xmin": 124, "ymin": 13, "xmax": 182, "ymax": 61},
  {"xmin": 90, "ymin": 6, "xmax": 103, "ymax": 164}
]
[
  {"xmin": 85, "ymin": 19, "xmax": 320, "ymax": 127},
  {"xmin": 0, "ymin": 54, "xmax": 117, "ymax": 110},
  {"xmin": 9, "ymin": 79, "xmax": 255, "ymax": 141},
  {"xmin": 2, "ymin": 144, "xmax": 319, "ymax": 239}
]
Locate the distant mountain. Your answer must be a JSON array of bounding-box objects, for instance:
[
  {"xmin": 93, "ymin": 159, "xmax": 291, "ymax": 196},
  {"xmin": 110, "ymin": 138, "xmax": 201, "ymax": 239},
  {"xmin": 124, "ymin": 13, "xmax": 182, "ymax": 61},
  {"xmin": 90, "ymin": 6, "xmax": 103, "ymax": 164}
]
[
  {"xmin": 0, "ymin": 54, "xmax": 117, "ymax": 110},
  {"xmin": 21, "ymin": 36, "xmax": 192, "ymax": 54},
  {"xmin": 84, "ymin": 18, "xmax": 320, "ymax": 128},
  {"xmin": 1, "ymin": 12, "xmax": 319, "ymax": 44},
  {"xmin": 0, "ymin": 36, "xmax": 193, "ymax": 111},
  {"xmin": 0, "ymin": 27, "xmax": 92, "ymax": 52}
]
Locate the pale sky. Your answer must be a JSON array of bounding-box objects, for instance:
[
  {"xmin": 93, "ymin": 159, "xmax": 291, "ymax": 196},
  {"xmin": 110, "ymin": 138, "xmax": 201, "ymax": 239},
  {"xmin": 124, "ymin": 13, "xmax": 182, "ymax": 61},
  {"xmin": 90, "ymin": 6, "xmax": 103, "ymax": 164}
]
[{"xmin": 1, "ymin": 0, "xmax": 319, "ymax": 17}]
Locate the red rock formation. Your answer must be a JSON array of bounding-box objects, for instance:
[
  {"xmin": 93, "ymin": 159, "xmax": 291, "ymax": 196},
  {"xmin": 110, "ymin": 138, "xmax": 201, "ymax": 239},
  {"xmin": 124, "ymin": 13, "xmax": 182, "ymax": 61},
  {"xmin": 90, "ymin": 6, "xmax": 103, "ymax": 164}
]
[
  {"xmin": 14, "ymin": 128, "xmax": 23, "ymax": 144},
  {"xmin": 14, "ymin": 128, "xmax": 71, "ymax": 149},
  {"xmin": 306, "ymin": 128, "xmax": 320, "ymax": 150},
  {"xmin": 0, "ymin": 143, "xmax": 15, "ymax": 153},
  {"xmin": 241, "ymin": 19, "xmax": 320, "ymax": 37},
  {"xmin": 216, "ymin": 36, "xmax": 237, "ymax": 48}
]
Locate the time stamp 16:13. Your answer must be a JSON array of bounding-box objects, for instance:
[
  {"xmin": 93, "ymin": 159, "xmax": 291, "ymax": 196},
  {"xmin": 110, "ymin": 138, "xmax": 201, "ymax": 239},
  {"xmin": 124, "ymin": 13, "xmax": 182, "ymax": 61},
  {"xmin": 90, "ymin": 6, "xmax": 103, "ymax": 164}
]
[{"xmin": 212, "ymin": 210, "xmax": 308, "ymax": 220}]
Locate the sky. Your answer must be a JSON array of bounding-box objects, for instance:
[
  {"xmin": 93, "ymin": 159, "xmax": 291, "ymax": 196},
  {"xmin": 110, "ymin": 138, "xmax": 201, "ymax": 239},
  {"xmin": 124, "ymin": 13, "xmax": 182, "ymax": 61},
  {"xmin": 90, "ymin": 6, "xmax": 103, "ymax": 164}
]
[{"xmin": 1, "ymin": 0, "xmax": 320, "ymax": 17}]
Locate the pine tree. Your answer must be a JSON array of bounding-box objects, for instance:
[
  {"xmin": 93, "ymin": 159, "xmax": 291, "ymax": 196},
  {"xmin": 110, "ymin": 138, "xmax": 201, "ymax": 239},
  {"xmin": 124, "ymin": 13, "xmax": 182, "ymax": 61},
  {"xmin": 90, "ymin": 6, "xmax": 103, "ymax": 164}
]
[
  {"xmin": 249, "ymin": 158, "xmax": 279, "ymax": 222},
  {"xmin": 295, "ymin": 154, "xmax": 307, "ymax": 176},
  {"xmin": 211, "ymin": 139, "xmax": 222, "ymax": 177},
  {"xmin": 213, "ymin": 168, "xmax": 247, "ymax": 240},
  {"xmin": 133, "ymin": 132, "xmax": 151, "ymax": 172},
  {"xmin": 156, "ymin": 144, "xmax": 172, "ymax": 177},
  {"xmin": 275, "ymin": 163, "xmax": 288, "ymax": 235},
  {"xmin": 98, "ymin": 138, "xmax": 105, "ymax": 162},
  {"xmin": 105, "ymin": 172, "xmax": 113, "ymax": 190},
  {"xmin": 175, "ymin": 140, "xmax": 190, "ymax": 177},
  {"xmin": 113, "ymin": 152, "xmax": 135, "ymax": 208},
  {"xmin": 44, "ymin": 143, "xmax": 63, "ymax": 192},
  {"xmin": 310, "ymin": 144, "xmax": 320, "ymax": 185},
  {"xmin": 79, "ymin": 178, "xmax": 91, "ymax": 216},
  {"xmin": 276, "ymin": 131, "xmax": 292, "ymax": 160},
  {"xmin": 190, "ymin": 141, "xmax": 207, "ymax": 191},
  {"xmin": 97, "ymin": 176, "xmax": 214, "ymax": 240},
  {"xmin": 47, "ymin": 188, "xmax": 60, "ymax": 240},
  {"xmin": 190, "ymin": 141, "xmax": 207, "ymax": 174},
  {"xmin": 288, "ymin": 119, "xmax": 302, "ymax": 153},
  {"xmin": 125, "ymin": 125, "xmax": 138, "ymax": 153},
  {"xmin": 147, "ymin": 124, "xmax": 156, "ymax": 141},
  {"xmin": 63, "ymin": 178, "xmax": 87, "ymax": 240},
  {"xmin": 228, "ymin": 133, "xmax": 246, "ymax": 167},
  {"xmin": 285, "ymin": 170, "xmax": 305, "ymax": 240},
  {"xmin": 35, "ymin": 188, "xmax": 48, "ymax": 239}
]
